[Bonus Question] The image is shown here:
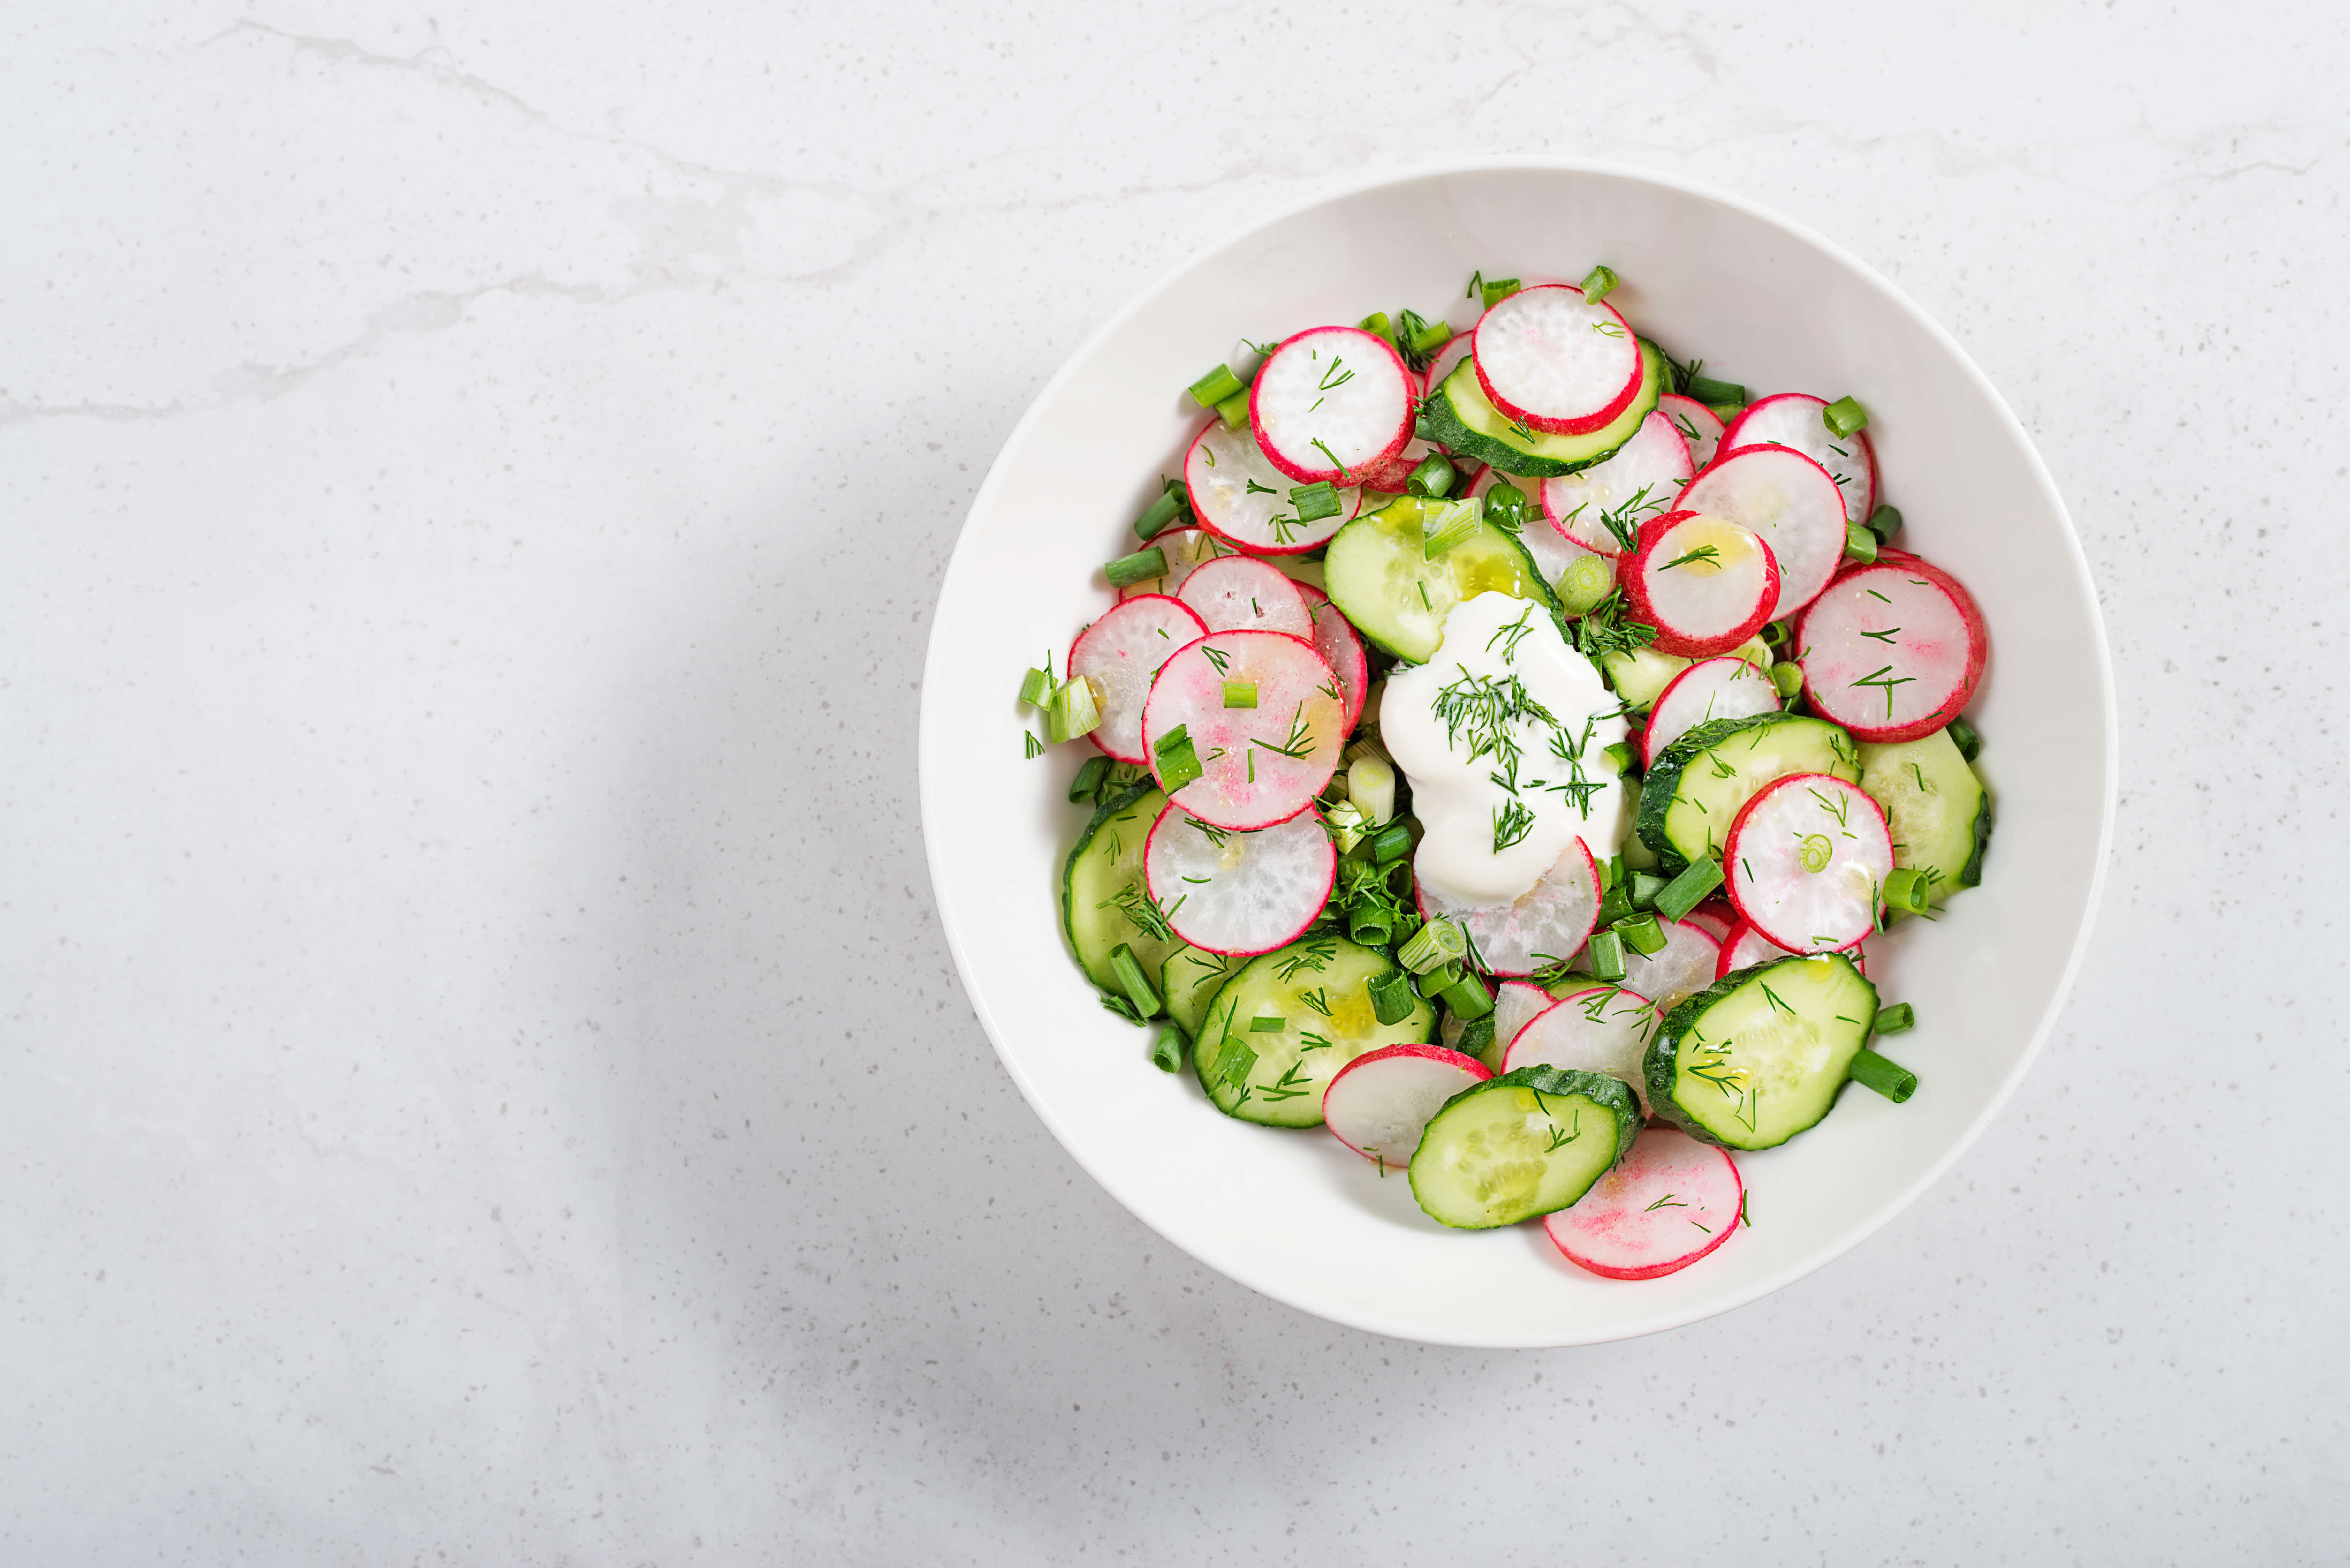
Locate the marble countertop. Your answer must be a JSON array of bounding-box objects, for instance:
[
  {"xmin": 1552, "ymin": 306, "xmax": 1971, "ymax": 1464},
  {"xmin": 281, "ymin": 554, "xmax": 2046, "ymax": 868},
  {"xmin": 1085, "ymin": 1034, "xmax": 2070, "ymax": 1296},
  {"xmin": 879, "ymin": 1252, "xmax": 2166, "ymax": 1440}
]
[{"xmin": 5, "ymin": 2, "xmax": 2342, "ymax": 1561}]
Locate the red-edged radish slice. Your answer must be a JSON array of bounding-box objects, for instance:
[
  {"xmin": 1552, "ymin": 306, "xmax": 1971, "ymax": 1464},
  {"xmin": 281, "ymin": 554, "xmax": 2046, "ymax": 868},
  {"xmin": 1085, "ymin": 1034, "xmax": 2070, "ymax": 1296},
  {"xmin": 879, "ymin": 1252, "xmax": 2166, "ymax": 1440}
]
[
  {"xmin": 1721, "ymin": 392, "xmax": 1877, "ymax": 527},
  {"xmin": 1249, "ymin": 327, "xmax": 1414, "ymax": 484},
  {"xmin": 1067, "ymin": 594, "xmax": 1209, "ymax": 764},
  {"xmin": 1322, "ymin": 1044, "xmax": 1492, "ymax": 1170},
  {"xmin": 1414, "ymin": 838, "xmax": 1603, "ymax": 978},
  {"xmin": 1176, "ymin": 555, "xmax": 1314, "ymax": 638},
  {"xmin": 1140, "ymin": 629, "xmax": 1344, "ymax": 830},
  {"xmin": 1715, "ymin": 919, "xmax": 1869, "ymax": 978},
  {"xmin": 1184, "ymin": 418, "xmax": 1361, "ymax": 555},
  {"xmin": 1491, "ymin": 979, "xmax": 1555, "ymax": 1065},
  {"xmin": 1469, "ymin": 466, "xmax": 1589, "ymax": 588},
  {"xmin": 1724, "ymin": 773, "xmax": 1894, "ymax": 953},
  {"xmin": 1622, "ymin": 510, "xmax": 1779, "ymax": 658},
  {"xmin": 1422, "ymin": 329, "xmax": 1475, "ymax": 400},
  {"xmin": 1796, "ymin": 556, "xmax": 1988, "ymax": 742},
  {"xmin": 1617, "ymin": 918, "xmax": 1724, "ymax": 1014},
  {"xmin": 1118, "ymin": 526, "xmax": 1229, "ymax": 601},
  {"xmin": 1292, "ymin": 582, "xmax": 1368, "ymax": 736},
  {"xmin": 1544, "ymin": 1127, "xmax": 1742, "ymax": 1279},
  {"xmin": 1657, "ymin": 393, "xmax": 1726, "ymax": 471},
  {"xmin": 1676, "ymin": 445, "xmax": 1847, "ymax": 620},
  {"xmin": 1539, "ymin": 409, "xmax": 1695, "ymax": 556},
  {"xmin": 1683, "ymin": 902, "xmax": 1738, "ymax": 944},
  {"xmin": 1471, "ymin": 284, "xmax": 1643, "ymax": 435},
  {"xmin": 1641, "ymin": 655, "xmax": 1781, "ymax": 768},
  {"xmin": 1503, "ymin": 983, "xmax": 1659, "ymax": 1114},
  {"xmin": 1142, "ymin": 802, "xmax": 1336, "ymax": 956}
]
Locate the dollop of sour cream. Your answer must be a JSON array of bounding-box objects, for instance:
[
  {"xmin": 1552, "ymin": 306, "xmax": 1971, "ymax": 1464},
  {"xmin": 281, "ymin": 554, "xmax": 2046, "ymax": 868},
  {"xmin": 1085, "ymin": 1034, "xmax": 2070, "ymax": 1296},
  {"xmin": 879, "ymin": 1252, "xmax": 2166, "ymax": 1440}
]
[{"xmin": 1381, "ymin": 592, "xmax": 1629, "ymax": 907}]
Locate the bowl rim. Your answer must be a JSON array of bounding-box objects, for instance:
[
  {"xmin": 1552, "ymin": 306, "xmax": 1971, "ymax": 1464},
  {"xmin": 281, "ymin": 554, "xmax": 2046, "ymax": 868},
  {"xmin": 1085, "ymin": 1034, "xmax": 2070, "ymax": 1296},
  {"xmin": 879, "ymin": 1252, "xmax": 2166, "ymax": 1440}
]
[{"xmin": 919, "ymin": 155, "xmax": 2118, "ymax": 1346}]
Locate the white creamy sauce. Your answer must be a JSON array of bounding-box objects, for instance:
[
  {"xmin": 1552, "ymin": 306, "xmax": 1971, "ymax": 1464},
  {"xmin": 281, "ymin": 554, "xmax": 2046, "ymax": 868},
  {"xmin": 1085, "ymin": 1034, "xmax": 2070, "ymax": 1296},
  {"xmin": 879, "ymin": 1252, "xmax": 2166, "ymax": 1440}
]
[{"xmin": 1382, "ymin": 592, "xmax": 1629, "ymax": 906}]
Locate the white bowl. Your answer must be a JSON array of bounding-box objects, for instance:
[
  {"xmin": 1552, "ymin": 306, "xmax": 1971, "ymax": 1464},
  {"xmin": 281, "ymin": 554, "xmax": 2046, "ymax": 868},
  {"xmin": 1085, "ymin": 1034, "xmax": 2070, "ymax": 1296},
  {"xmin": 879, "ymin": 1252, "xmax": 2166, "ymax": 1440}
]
[{"xmin": 919, "ymin": 160, "xmax": 2114, "ymax": 1347}]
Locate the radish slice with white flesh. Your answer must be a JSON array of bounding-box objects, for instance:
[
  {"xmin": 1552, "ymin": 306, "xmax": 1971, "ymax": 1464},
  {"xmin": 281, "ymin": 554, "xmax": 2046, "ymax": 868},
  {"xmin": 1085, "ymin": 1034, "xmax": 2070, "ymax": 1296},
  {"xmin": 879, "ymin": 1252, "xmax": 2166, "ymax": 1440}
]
[
  {"xmin": 1472, "ymin": 284, "xmax": 1643, "ymax": 435},
  {"xmin": 1716, "ymin": 919, "xmax": 1869, "ymax": 978},
  {"xmin": 1184, "ymin": 418, "xmax": 1361, "ymax": 555},
  {"xmin": 1616, "ymin": 918, "xmax": 1723, "ymax": 1013},
  {"xmin": 1724, "ymin": 773, "xmax": 1894, "ymax": 953},
  {"xmin": 1142, "ymin": 803, "xmax": 1336, "ymax": 956},
  {"xmin": 1539, "ymin": 409, "xmax": 1695, "ymax": 556},
  {"xmin": 1414, "ymin": 838, "xmax": 1603, "ymax": 978},
  {"xmin": 1721, "ymin": 392, "xmax": 1877, "ymax": 528},
  {"xmin": 1322, "ymin": 1044, "xmax": 1492, "ymax": 1171},
  {"xmin": 1492, "ymin": 979, "xmax": 1554, "ymax": 1059},
  {"xmin": 1118, "ymin": 526, "xmax": 1230, "ymax": 601},
  {"xmin": 1683, "ymin": 903, "xmax": 1738, "ymax": 944},
  {"xmin": 1622, "ymin": 510, "xmax": 1779, "ymax": 659},
  {"xmin": 1641, "ymin": 655, "xmax": 1782, "ymax": 768},
  {"xmin": 1176, "ymin": 555, "xmax": 1315, "ymax": 638},
  {"xmin": 1472, "ymin": 467, "xmax": 1588, "ymax": 589},
  {"xmin": 1544, "ymin": 1128, "xmax": 1742, "ymax": 1280},
  {"xmin": 1676, "ymin": 445, "xmax": 1847, "ymax": 620},
  {"xmin": 1249, "ymin": 327, "xmax": 1414, "ymax": 485},
  {"xmin": 1503, "ymin": 984, "xmax": 1659, "ymax": 1114},
  {"xmin": 1657, "ymin": 393, "xmax": 1726, "ymax": 471},
  {"xmin": 1067, "ymin": 594, "xmax": 1209, "ymax": 764},
  {"xmin": 1292, "ymin": 582, "xmax": 1368, "ymax": 736},
  {"xmin": 1422, "ymin": 329, "xmax": 1475, "ymax": 401},
  {"xmin": 1796, "ymin": 556, "xmax": 1988, "ymax": 742},
  {"xmin": 1140, "ymin": 629, "xmax": 1345, "ymax": 830}
]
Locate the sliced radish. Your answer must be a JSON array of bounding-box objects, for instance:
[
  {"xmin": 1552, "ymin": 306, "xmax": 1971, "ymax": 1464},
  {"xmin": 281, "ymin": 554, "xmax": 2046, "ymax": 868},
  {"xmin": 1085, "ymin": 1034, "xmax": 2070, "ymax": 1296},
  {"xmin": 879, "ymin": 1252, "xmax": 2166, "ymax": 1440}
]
[
  {"xmin": 1721, "ymin": 392, "xmax": 1877, "ymax": 528},
  {"xmin": 1471, "ymin": 284, "xmax": 1643, "ymax": 435},
  {"xmin": 1724, "ymin": 773, "xmax": 1894, "ymax": 953},
  {"xmin": 1422, "ymin": 329, "xmax": 1475, "ymax": 401},
  {"xmin": 1641, "ymin": 655, "xmax": 1781, "ymax": 768},
  {"xmin": 1617, "ymin": 919, "xmax": 1723, "ymax": 1013},
  {"xmin": 1715, "ymin": 919, "xmax": 1869, "ymax": 978},
  {"xmin": 1683, "ymin": 902, "xmax": 1738, "ymax": 944},
  {"xmin": 1067, "ymin": 594, "xmax": 1209, "ymax": 764},
  {"xmin": 1544, "ymin": 1127, "xmax": 1742, "ymax": 1279},
  {"xmin": 1676, "ymin": 446, "xmax": 1847, "ymax": 620},
  {"xmin": 1472, "ymin": 466, "xmax": 1590, "ymax": 589},
  {"xmin": 1657, "ymin": 393, "xmax": 1726, "ymax": 471},
  {"xmin": 1143, "ymin": 802, "xmax": 1336, "ymax": 956},
  {"xmin": 1249, "ymin": 327, "xmax": 1414, "ymax": 485},
  {"xmin": 1184, "ymin": 418, "xmax": 1361, "ymax": 555},
  {"xmin": 1796, "ymin": 556, "xmax": 1988, "ymax": 742},
  {"xmin": 1539, "ymin": 409, "xmax": 1695, "ymax": 556},
  {"xmin": 1292, "ymin": 582, "xmax": 1368, "ymax": 736},
  {"xmin": 1118, "ymin": 526, "xmax": 1231, "ymax": 601},
  {"xmin": 1322, "ymin": 1044, "xmax": 1492, "ymax": 1170},
  {"xmin": 1176, "ymin": 555, "xmax": 1315, "ymax": 638},
  {"xmin": 1414, "ymin": 838, "xmax": 1602, "ymax": 978},
  {"xmin": 1492, "ymin": 979, "xmax": 1555, "ymax": 1062},
  {"xmin": 1140, "ymin": 629, "xmax": 1345, "ymax": 830},
  {"xmin": 1622, "ymin": 509, "xmax": 1779, "ymax": 659},
  {"xmin": 1503, "ymin": 984, "xmax": 1659, "ymax": 1114}
]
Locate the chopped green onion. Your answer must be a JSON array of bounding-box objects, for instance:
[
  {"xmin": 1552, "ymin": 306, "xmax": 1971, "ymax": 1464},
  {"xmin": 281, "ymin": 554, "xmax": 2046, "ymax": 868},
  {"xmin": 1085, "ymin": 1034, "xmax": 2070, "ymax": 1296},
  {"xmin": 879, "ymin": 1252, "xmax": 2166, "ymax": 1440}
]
[
  {"xmin": 1884, "ymin": 867, "xmax": 1934, "ymax": 916},
  {"xmin": 1289, "ymin": 481, "xmax": 1342, "ymax": 523},
  {"xmin": 1578, "ymin": 264, "xmax": 1620, "ymax": 304},
  {"xmin": 1108, "ymin": 942, "xmax": 1162, "ymax": 1019},
  {"xmin": 1419, "ymin": 960, "xmax": 1464, "ymax": 995},
  {"xmin": 1069, "ymin": 755, "xmax": 1110, "ymax": 802},
  {"xmin": 1653, "ymin": 856, "xmax": 1725, "ymax": 924},
  {"xmin": 1018, "ymin": 664, "xmax": 1055, "ymax": 709},
  {"xmin": 1348, "ymin": 754, "xmax": 1395, "ymax": 826},
  {"xmin": 1367, "ymin": 967, "xmax": 1417, "ymax": 1026},
  {"xmin": 1440, "ymin": 970, "xmax": 1494, "ymax": 1020},
  {"xmin": 1583, "ymin": 929, "xmax": 1628, "ymax": 983},
  {"xmin": 1048, "ymin": 674, "xmax": 1103, "ymax": 743},
  {"xmin": 1358, "ymin": 310, "xmax": 1396, "ymax": 347},
  {"xmin": 1874, "ymin": 1001, "xmax": 1917, "ymax": 1035},
  {"xmin": 1704, "ymin": 401, "xmax": 1745, "ymax": 423},
  {"xmin": 1397, "ymin": 917, "xmax": 1468, "ymax": 976},
  {"xmin": 1842, "ymin": 521, "xmax": 1879, "ymax": 565},
  {"xmin": 1188, "ymin": 364, "xmax": 1246, "ymax": 409},
  {"xmin": 1473, "ymin": 273, "xmax": 1522, "ymax": 309},
  {"xmin": 1946, "ymin": 715, "xmax": 1982, "ymax": 762},
  {"xmin": 1596, "ymin": 878, "xmax": 1634, "ymax": 928},
  {"xmin": 1324, "ymin": 799, "xmax": 1368, "ymax": 855},
  {"xmin": 1214, "ymin": 388, "xmax": 1252, "ymax": 429},
  {"xmin": 1760, "ymin": 618, "xmax": 1793, "ymax": 648},
  {"xmin": 1686, "ymin": 372, "xmax": 1747, "ymax": 406},
  {"xmin": 1249, "ymin": 1013, "xmax": 1285, "ymax": 1033},
  {"xmin": 1866, "ymin": 502, "xmax": 1904, "ymax": 543},
  {"xmin": 1629, "ymin": 871, "xmax": 1669, "ymax": 910},
  {"xmin": 1823, "ymin": 396, "xmax": 1870, "ymax": 438},
  {"xmin": 1603, "ymin": 741, "xmax": 1638, "ymax": 776},
  {"xmin": 1214, "ymin": 1036, "xmax": 1256, "ymax": 1088},
  {"xmin": 1771, "ymin": 661, "xmax": 1805, "ymax": 700},
  {"xmin": 1368, "ymin": 820, "xmax": 1413, "ymax": 865},
  {"xmin": 1149, "ymin": 1027, "xmax": 1187, "ymax": 1073},
  {"xmin": 1595, "ymin": 854, "xmax": 1619, "ymax": 894},
  {"xmin": 1399, "ymin": 310, "xmax": 1454, "ymax": 357},
  {"xmin": 1419, "ymin": 496, "xmax": 1485, "ymax": 558},
  {"xmin": 1615, "ymin": 910, "xmax": 1667, "ymax": 956},
  {"xmin": 1557, "ymin": 551, "xmax": 1613, "ymax": 616},
  {"xmin": 1848, "ymin": 1047, "xmax": 1916, "ymax": 1102},
  {"xmin": 1456, "ymin": 1016, "xmax": 1495, "ymax": 1060},
  {"xmin": 1480, "ymin": 481, "xmax": 1529, "ymax": 534},
  {"xmin": 1349, "ymin": 903, "xmax": 1393, "ymax": 948},
  {"xmin": 1023, "ymin": 732, "xmax": 1045, "ymax": 759},
  {"xmin": 1406, "ymin": 452, "xmax": 1458, "ymax": 499},
  {"xmin": 1220, "ymin": 681, "xmax": 1258, "ymax": 710},
  {"xmin": 1154, "ymin": 724, "xmax": 1203, "ymax": 793},
  {"xmin": 1134, "ymin": 482, "xmax": 1188, "ymax": 541},
  {"xmin": 1106, "ymin": 545, "xmax": 1168, "ymax": 589}
]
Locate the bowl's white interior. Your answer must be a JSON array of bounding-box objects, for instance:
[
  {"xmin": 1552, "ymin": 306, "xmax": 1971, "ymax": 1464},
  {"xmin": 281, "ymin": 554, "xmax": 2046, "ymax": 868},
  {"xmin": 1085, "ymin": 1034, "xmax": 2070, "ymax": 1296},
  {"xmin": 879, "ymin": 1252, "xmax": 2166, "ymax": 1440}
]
[{"xmin": 920, "ymin": 162, "xmax": 2112, "ymax": 1347}]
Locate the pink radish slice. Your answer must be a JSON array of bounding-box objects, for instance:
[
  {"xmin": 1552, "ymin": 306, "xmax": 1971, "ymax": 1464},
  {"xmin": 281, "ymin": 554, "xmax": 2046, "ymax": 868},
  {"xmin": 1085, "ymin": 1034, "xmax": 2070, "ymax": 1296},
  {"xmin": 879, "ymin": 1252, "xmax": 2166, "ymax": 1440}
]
[
  {"xmin": 1140, "ymin": 629, "xmax": 1345, "ymax": 830},
  {"xmin": 1184, "ymin": 418, "xmax": 1361, "ymax": 555},
  {"xmin": 1641, "ymin": 655, "xmax": 1781, "ymax": 768},
  {"xmin": 1540, "ymin": 409, "xmax": 1695, "ymax": 557},
  {"xmin": 1472, "ymin": 467, "xmax": 1589, "ymax": 588},
  {"xmin": 1292, "ymin": 582, "xmax": 1368, "ymax": 736},
  {"xmin": 1323, "ymin": 1044, "xmax": 1492, "ymax": 1170},
  {"xmin": 1622, "ymin": 509, "xmax": 1779, "ymax": 659},
  {"xmin": 1249, "ymin": 327, "xmax": 1414, "ymax": 484},
  {"xmin": 1118, "ymin": 527, "xmax": 1231, "ymax": 601},
  {"xmin": 1617, "ymin": 919, "xmax": 1723, "ymax": 1014},
  {"xmin": 1503, "ymin": 984, "xmax": 1659, "ymax": 1114},
  {"xmin": 1177, "ymin": 555, "xmax": 1315, "ymax": 638},
  {"xmin": 1676, "ymin": 445, "xmax": 1847, "ymax": 620},
  {"xmin": 1657, "ymin": 393, "xmax": 1726, "ymax": 471},
  {"xmin": 1491, "ymin": 979, "xmax": 1555, "ymax": 1066},
  {"xmin": 1472, "ymin": 284, "xmax": 1643, "ymax": 435},
  {"xmin": 1067, "ymin": 594, "xmax": 1209, "ymax": 764},
  {"xmin": 1544, "ymin": 1127, "xmax": 1742, "ymax": 1279},
  {"xmin": 1683, "ymin": 903, "xmax": 1737, "ymax": 944},
  {"xmin": 1724, "ymin": 773, "xmax": 1894, "ymax": 953},
  {"xmin": 1721, "ymin": 392, "xmax": 1877, "ymax": 528},
  {"xmin": 1414, "ymin": 838, "xmax": 1602, "ymax": 977},
  {"xmin": 1716, "ymin": 920, "xmax": 1869, "ymax": 978},
  {"xmin": 1142, "ymin": 802, "xmax": 1335, "ymax": 956},
  {"xmin": 1796, "ymin": 556, "xmax": 1988, "ymax": 743},
  {"xmin": 1422, "ymin": 329, "xmax": 1475, "ymax": 398}
]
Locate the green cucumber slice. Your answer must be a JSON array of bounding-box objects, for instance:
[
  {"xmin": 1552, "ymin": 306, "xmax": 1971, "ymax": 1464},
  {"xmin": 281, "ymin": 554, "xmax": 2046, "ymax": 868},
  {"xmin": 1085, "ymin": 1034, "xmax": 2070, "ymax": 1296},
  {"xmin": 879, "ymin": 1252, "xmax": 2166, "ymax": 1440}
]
[
  {"xmin": 1417, "ymin": 337, "xmax": 1665, "ymax": 479},
  {"xmin": 1602, "ymin": 633, "xmax": 1772, "ymax": 712},
  {"xmin": 1062, "ymin": 784, "xmax": 1183, "ymax": 996},
  {"xmin": 1194, "ymin": 935, "xmax": 1436, "ymax": 1127},
  {"xmin": 1322, "ymin": 494, "xmax": 1559, "ymax": 663},
  {"xmin": 1645, "ymin": 953, "xmax": 1879, "ymax": 1150},
  {"xmin": 1857, "ymin": 727, "xmax": 1991, "ymax": 908},
  {"xmin": 1637, "ymin": 712, "xmax": 1861, "ymax": 874},
  {"xmin": 1408, "ymin": 1065, "xmax": 1641, "ymax": 1228},
  {"xmin": 1162, "ymin": 944, "xmax": 1243, "ymax": 1040}
]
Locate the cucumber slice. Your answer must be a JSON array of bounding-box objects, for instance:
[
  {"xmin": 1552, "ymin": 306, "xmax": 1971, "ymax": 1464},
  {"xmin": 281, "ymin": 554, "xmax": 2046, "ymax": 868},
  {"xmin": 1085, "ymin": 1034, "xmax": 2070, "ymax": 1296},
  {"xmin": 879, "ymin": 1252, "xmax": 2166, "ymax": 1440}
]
[
  {"xmin": 1193, "ymin": 935, "xmax": 1436, "ymax": 1128},
  {"xmin": 1637, "ymin": 712, "xmax": 1862, "ymax": 874},
  {"xmin": 1602, "ymin": 633, "xmax": 1771, "ymax": 712},
  {"xmin": 1062, "ymin": 783, "xmax": 1183, "ymax": 995},
  {"xmin": 1408, "ymin": 1065, "xmax": 1642, "ymax": 1229},
  {"xmin": 1162, "ymin": 944, "xmax": 1243, "ymax": 1039},
  {"xmin": 1857, "ymin": 727, "xmax": 1991, "ymax": 907},
  {"xmin": 1417, "ymin": 337, "xmax": 1665, "ymax": 479},
  {"xmin": 1322, "ymin": 494, "xmax": 1560, "ymax": 663},
  {"xmin": 1645, "ymin": 952, "xmax": 1879, "ymax": 1150}
]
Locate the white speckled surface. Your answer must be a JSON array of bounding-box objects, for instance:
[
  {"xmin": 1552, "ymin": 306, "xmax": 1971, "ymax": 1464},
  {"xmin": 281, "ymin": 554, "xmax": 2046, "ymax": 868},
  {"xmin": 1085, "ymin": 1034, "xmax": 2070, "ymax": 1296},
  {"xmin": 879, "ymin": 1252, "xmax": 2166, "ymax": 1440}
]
[{"xmin": 2, "ymin": 2, "xmax": 2342, "ymax": 1561}]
